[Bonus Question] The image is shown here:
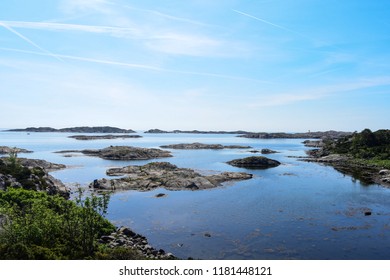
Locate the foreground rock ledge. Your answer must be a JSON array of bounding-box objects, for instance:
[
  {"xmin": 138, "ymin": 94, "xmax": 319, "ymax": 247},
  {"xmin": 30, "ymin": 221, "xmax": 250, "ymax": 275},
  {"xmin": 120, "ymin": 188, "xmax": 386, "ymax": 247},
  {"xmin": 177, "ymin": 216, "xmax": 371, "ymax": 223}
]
[
  {"xmin": 57, "ymin": 146, "xmax": 172, "ymax": 160},
  {"xmin": 0, "ymin": 146, "xmax": 33, "ymax": 154},
  {"xmin": 227, "ymin": 156, "xmax": 281, "ymax": 169},
  {"xmin": 91, "ymin": 162, "xmax": 253, "ymax": 191},
  {"xmin": 100, "ymin": 226, "xmax": 176, "ymax": 260},
  {"xmin": 0, "ymin": 157, "xmax": 69, "ymax": 197}
]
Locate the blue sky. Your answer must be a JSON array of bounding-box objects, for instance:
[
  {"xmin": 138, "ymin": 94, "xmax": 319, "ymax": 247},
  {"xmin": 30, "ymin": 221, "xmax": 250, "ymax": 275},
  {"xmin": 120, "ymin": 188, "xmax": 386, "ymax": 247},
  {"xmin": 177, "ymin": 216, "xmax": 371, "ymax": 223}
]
[{"xmin": 0, "ymin": 0, "xmax": 389, "ymax": 131}]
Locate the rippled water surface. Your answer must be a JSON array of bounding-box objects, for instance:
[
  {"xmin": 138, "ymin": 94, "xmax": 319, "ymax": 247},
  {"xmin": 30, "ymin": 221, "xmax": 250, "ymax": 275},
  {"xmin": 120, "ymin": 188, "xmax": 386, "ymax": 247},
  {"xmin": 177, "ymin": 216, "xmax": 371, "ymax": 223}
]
[{"xmin": 1, "ymin": 131, "xmax": 390, "ymax": 259}]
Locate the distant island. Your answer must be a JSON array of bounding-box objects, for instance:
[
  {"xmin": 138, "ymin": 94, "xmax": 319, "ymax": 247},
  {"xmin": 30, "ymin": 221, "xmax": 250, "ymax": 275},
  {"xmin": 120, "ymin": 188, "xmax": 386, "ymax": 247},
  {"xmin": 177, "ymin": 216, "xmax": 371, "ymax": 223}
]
[
  {"xmin": 68, "ymin": 135, "xmax": 142, "ymax": 140},
  {"xmin": 144, "ymin": 128, "xmax": 252, "ymax": 134},
  {"xmin": 160, "ymin": 143, "xmax": 251, "ymax": 149},
  {"xmin": 6, "ymin": 126, "xmax": 136, "ymax": 133},
  {"xmin": 239, "ymin": 130, "xmax": 352, "ymax": 139},
  {"xmin": 144, "ymin": 129, "xmax": 353, "ymax": 139}
]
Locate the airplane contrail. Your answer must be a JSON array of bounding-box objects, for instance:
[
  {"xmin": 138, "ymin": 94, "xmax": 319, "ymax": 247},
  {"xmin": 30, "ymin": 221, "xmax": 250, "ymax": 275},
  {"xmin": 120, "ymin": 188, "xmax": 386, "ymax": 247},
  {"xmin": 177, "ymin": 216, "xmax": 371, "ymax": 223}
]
[
  {"xmin": 232, "ymin": 9, "xmax": 309, "ymax": 39},
  {"xmin": 0, "ymin": 47, "xmax": 271, "ymax": 83},
  {"xmin": 0, "ymin": 22, "xmax": 64, "ymax": 62},
  {"xmin": 0, "ymin": 20, "xmax": 138, "ymax": 36}
]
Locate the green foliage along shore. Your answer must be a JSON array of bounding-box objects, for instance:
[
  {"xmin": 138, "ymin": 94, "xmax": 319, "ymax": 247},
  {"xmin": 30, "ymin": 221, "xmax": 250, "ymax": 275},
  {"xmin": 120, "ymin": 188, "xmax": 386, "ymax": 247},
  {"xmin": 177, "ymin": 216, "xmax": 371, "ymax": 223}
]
[
  {"xmin": 0, "ymin": 151, "xmax": 146, "ymax": 260},
  {"xmin": 326, "ymin": 129, "xmax": 390, "ymax": 168},
  {"xmin": 0, "ymin": 188, "xmax": 115, "ymax": 259}
]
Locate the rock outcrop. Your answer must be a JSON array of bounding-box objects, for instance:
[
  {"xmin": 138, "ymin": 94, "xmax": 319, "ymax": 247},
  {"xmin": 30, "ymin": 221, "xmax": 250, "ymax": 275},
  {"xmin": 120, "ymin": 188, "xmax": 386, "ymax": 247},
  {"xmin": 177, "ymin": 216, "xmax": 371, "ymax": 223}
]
[
  {"xmin": 0, "ymin": 157, "xmax": 69, "ymax": 197},
  {"xmin": 260, "ymin": 148, "xmax": 278, "ymax": 154},
  {"xmin": 91, "ymin": 162, "xmax": 252, "ymax": 191},
  {"xmin": 18, "ymin": 158, "xmax": 66, "ymax": 172},
  {"xmin": 227, "ymin": 156, "xmax": 281, "ymax": 169},
  {"xmin": 0, "ymin": 146, "xmax": 32, "ymax": 154},
  {"xmin": 160, "ymin": 142, "xmax": 251, "ymax": 149},
  {"xmin": 57, "ymin": 146, "xmax": 172, "ymax": 160},
  {"xmin": 302, "ymin": 140, "xmax": 325, "ymax": 148},
  {"xmin": 99, "ymin": 226, "xmax": 176, "ymax": 259},
  {"xmin": 377, "ymin": 170, "xmax": 390, "ymax": 186}
]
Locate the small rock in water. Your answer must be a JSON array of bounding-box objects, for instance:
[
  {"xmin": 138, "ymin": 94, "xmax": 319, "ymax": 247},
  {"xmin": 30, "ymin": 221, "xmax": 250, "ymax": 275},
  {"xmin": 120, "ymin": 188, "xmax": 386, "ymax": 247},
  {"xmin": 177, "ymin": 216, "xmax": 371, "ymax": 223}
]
[{"xmin": 155, "ymin": 193, "xmax": 167, "ymax": 198}]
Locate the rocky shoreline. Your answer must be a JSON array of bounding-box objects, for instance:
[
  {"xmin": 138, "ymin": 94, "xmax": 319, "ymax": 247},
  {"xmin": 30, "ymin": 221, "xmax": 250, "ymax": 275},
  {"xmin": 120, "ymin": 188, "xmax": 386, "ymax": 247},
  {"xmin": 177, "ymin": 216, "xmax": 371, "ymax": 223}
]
[
  {"xmin": 99, "ymin": 226, "xmax": 176, "ymax": 259},
  {"xmin": 301, "ymin": 138, "xmax": 390, "ymax": 188},
  {"xmin": 302, "ymin": 154, "xmax": 390, "ymax": 188}
]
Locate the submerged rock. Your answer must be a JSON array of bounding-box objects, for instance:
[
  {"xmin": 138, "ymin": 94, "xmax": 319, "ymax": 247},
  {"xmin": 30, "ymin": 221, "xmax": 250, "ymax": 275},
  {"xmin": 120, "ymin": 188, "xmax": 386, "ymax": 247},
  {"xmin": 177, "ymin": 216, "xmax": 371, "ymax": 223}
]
[
  {"xmin": 91, "ymin": 162, "xmax": 252, "ymax": 191},
  {"xmin": 227, "ymin": 156, "xmax": 281, "ymax": 169}
]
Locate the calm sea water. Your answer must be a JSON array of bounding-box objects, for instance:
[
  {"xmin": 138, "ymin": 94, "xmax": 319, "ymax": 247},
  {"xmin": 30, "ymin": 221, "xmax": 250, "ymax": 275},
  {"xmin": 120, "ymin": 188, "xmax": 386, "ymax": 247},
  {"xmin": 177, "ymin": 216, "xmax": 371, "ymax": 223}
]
[{"xmin": 1, "ymin": 131, "xmax": 390, "ymax": 260}]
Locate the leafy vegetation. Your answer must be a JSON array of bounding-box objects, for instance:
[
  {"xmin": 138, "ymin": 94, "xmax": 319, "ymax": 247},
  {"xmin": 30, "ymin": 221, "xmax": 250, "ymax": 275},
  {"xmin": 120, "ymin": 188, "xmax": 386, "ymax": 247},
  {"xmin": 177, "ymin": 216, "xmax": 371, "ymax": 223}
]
[
  {"xmin": 0, "ymin": 149, "xmax": 147, "ymax": 259},
  {"xmin": 0, "ymin": 188, "xmax": 116, "ymax": 259},
  {"xmin": 326, "ymin": 129, "xmax": 390, "ymax": 168}
]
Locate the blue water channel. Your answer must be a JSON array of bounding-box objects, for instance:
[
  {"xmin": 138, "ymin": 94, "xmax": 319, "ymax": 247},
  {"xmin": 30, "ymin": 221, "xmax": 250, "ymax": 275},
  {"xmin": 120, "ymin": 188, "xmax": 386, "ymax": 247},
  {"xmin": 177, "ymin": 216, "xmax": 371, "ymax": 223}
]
[{"xmin": 1, "ymin": 131, "xmax": 390, "ymax": 259}]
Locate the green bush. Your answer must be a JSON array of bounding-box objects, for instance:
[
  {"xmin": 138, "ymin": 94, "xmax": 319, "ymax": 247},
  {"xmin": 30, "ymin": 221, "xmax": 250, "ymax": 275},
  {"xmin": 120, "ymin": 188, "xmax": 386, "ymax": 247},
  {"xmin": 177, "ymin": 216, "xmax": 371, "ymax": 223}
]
[{"xmin": 0, "ymin": 188, "xmax": 115, "ymax": 259}]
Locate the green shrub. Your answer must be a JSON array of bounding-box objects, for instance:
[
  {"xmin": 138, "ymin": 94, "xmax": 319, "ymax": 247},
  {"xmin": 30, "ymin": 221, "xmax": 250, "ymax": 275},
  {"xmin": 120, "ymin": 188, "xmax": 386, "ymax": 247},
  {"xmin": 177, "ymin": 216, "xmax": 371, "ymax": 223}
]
[{"xmin": 0, "ymin": 188, "xmax": 115, "ymax": 259}]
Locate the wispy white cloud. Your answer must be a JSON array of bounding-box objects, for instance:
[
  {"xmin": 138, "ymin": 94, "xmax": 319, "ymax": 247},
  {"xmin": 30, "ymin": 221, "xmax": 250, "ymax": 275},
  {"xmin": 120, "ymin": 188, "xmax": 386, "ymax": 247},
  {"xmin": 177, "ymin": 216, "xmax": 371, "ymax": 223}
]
[
  {"xmin": 145, "ymin": 33, "xmax": 222, "ymax": 57},
  {"xmin": 0, "ymin": 18, "xmax": 247, "ymax": 57},
  {"xmin": 117, "ymin": 4, "xmax": 213, "ymax": 27},
  {"xmin": 0, "ymin": 47, "xmax": 269, "ymax": 83},
  {"xmin": 249, "ymin": 76, "xmax": 390, "ymax": 107},
  {"xmin": 60, "ymin": 0, "xmax": 114, "ymax": 15}
]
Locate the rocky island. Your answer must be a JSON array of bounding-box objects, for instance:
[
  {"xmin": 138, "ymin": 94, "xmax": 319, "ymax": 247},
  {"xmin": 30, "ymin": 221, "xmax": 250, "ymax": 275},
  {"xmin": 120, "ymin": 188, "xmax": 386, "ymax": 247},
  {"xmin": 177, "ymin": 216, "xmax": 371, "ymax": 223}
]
[
  {"xmin": 68, "ymin": 134, "xmax": 142, "ymax": 140},
  {"xmin": 7, "ymin": 126, "xmax": 136, "ymax": 133},
  {"xmin": 91, "ymin": 162, "xmax": 253, "ymax": 191},
  {"xmin": 57, "ymin": 146, "xmax": 172, "ymax": 160},
  {"xmin": 227, "ymin": 156, "xmax": 281, "ymax": 169},
  {"xmin": 160, "ymin": 142, "xmax": 251, "ymax": 149}
]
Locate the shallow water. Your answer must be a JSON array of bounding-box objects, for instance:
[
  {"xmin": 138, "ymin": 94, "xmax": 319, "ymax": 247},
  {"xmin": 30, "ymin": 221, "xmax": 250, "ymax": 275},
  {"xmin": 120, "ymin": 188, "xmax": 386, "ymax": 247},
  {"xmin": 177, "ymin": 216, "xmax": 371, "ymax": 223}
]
[{"xmin": 1, "ymin": 131, "xmax": 390, "ymax": 259}]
